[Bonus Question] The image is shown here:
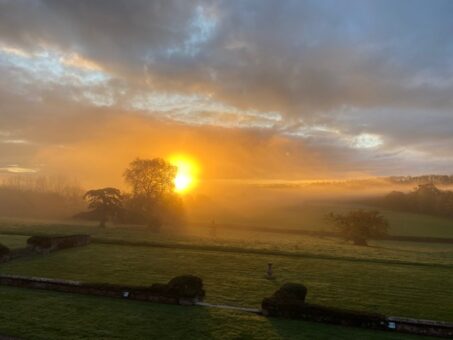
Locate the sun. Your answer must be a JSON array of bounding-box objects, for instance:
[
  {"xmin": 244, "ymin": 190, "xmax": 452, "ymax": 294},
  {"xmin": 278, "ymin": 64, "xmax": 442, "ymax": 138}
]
[{"xmin": 169, "ymin": 155, "xmax": 198, "ymax": 193}]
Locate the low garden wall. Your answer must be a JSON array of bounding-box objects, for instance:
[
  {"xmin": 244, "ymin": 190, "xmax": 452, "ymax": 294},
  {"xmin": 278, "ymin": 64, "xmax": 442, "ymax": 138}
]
[
  {"xmin": 0, "ymin": 274, "xmax": 205, "ymax": 306},
  {"xmin": 386, "ymin": 317, "xmax": 453, "ymax": 338},
  {"xmin": 262, "ymin": 284, "xmax": 453, "ymax": 338}
]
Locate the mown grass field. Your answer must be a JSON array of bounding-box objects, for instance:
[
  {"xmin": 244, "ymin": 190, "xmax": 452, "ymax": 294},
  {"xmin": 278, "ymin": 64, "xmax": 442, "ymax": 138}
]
[
  {"xmin": 0, "ymin": 286, "xmax": 426, "ymax": 340},
  {"xmin": 0, "ymin": 234, "xmax": 29, "ymax": 249},
  {"xmin": 1, "ymin": 243, "xmax": 452, "ymax": 322}
]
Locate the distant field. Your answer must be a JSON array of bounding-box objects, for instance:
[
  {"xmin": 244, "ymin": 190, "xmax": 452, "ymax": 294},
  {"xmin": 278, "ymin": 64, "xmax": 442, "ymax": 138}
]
[
  {"xmin": 379, "ymin": 209, "xmax": 453, "ymax": 237},
  {"xmin": 0, "ymin": 286, "xmax": 425, "ymax": 340},
  {"xmin": 1, "ymin": 218, "xmax": 452, "ymax": 266},
  {"xmin": 1, "ymin": 243, "xmax": 452, "ymax": 322},
  {"xmin": 200, "ymin": 202, "xmax": 453, "ymax": 238},
  {"xmin": 2, "ymin": 199, "xmax": 453, "ymax": 240}
]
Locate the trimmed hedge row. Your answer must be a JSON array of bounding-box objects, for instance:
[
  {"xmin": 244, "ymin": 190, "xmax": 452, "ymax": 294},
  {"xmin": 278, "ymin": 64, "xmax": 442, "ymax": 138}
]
[
  {"xmin": 27, "ymin": 235, "xmax": 90, "ymax": 252},
  {"xmin": 262, "ymin": 297, "xmax": 387, "ymax": 329}
]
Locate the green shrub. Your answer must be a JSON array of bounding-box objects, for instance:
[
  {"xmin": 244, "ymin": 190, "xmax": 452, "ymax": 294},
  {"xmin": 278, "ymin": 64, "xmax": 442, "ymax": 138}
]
[
  {"xmin": 272, "ymin": 283, "xmax": 307, "ymax": 302},
  {"xmin": 27, "ymin": 235, "xmax": 89, "ymax": 250},
  {"xmin": 0, "ymin": 243, "xmax": 10, "ymax": 257},
  {"xmin": 166, "ymin": 275, "xmax": 204, "ymax": 298}
]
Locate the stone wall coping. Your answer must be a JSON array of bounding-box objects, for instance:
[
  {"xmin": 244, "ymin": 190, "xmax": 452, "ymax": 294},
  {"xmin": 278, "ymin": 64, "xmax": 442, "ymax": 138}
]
[{"xmin": 387, "ymin": 316, "xmax": 453, "ymax": 328}]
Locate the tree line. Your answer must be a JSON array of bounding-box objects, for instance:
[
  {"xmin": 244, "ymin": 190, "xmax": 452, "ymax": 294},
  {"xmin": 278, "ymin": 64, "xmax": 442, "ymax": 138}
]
[
  {"xmin": 0, "ymin": 176, "xmax": 85, "ymax": 219},
  {"xmin": 388, "ymin": 175, "xmax": 453, "ymax": 186},
  {"xmin": 369, "ymin": 183, "xmax": 453, "ymax": 218},
  {"xmin": 77, "ymin": 158, "xmax": 185, "ymax": 230}
]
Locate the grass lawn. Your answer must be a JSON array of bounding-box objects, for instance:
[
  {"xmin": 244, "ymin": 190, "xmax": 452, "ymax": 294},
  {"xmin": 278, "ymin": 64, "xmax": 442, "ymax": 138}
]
[
  {"xmin": 0, "ymin": 234, "xmax": 29, "ymax": 249},
  {"xmin": 0, "ymin": 286, "xmax": 432, "ymax": 340},
  {"xmin": 0, "ymin": 217, "xmax": 450, "ymax": 339},
  {"xmin": 1, "ymin": 243, "xmax": 452, "ymax": 322},
  {"xmin": 379, "ymin": 210, "xmax": 453, "ymax": 237}
]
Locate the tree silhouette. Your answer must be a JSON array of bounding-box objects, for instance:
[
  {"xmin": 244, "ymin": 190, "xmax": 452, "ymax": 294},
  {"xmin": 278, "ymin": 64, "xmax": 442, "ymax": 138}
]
[
  {"xmin": 83, "ymin": 187, "xmax": 122, "ymax": 228},
  {"xmin": 124, "ymin": 158, "xmax": 177, "ymax": 199},
  {"xmin": 123, "ymin": 158, "xmax": 177, "ymax": 229},
  {"xmin": 327, "ymin": 210, "xmax": 389, "ymax": 246},
  {"xmin": 375, "ymin": 183, "xmax": 453, "ymax": 218}
]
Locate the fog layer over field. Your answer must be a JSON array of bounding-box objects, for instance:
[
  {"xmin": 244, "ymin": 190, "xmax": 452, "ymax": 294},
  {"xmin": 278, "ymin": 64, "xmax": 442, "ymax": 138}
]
[{"xmin": 0, "ymin": 170, "xmax": 445, "ymax": 228}]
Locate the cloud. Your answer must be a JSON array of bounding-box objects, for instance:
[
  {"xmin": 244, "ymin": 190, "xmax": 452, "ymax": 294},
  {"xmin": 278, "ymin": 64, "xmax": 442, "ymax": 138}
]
[
  {"xmin": 1, "ymin": 0, "xmax": 453, "ymax": 180},
  {"xmin": 0, "ymin": 165, "xmax": 38, "ymax": 174}
]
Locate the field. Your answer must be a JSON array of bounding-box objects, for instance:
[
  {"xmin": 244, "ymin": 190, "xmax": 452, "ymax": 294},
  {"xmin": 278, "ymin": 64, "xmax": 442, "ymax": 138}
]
[
  {"xmin": 1, "ymin": 215, "xmax": 452, "ymax": 266},
  {"xmin": 194, "ymin": 201, "xmax": 453, "ymax": 238},
  {"xmin": 0, "ymin": 207, "xmax": 451, "ymax": 339}
]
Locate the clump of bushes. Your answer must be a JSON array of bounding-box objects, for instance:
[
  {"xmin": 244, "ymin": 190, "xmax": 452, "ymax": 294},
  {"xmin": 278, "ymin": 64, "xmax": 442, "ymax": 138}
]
[
  {"xmin": 271, "ymin": 283, "xmax": 307, "ymax": 302},
  {"xmin": 0, "ymin": 243, "xmax": 10, "ymax": 259},
  {"xmin": 166, "ymin": 275, "xmax": 205, "ymax": 298},
  {"xmin": 27, "ymin": 235, "xmax": 90, "ymax": 251}
]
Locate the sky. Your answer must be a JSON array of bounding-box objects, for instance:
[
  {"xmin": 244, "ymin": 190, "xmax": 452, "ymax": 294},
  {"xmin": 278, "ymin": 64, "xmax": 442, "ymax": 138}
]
[{"xmin": 1, "ymin": 0, "xmax": 453, "ymax": 187}]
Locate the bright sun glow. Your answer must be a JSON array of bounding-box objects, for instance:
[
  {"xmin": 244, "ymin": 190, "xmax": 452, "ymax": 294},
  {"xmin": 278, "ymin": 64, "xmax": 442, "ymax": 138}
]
[{"xmin": 169, "ymin": 155, "xmax": 198, "ymax": 193}]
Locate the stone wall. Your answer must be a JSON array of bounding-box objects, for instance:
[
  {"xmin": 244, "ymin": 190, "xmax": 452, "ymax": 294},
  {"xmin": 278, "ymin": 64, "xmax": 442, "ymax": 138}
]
[
  {"xmin": 0, "ymin": 274, "xmax": 204, "ymax": 305},
  {"xmin": 262, "ymin": 297, "xmax": 453, "ymax": 337},
  {"xmin": 387, "ymin": 316, "xmax": 453, "ymax": 338}
]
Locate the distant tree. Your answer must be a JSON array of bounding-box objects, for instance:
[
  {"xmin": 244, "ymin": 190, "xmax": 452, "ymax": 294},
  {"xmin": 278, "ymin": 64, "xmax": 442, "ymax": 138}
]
[
  {"xmin": 327, "ymin": 210, "xmax": 389, "ymax": 246},
  {"xmin": 375, "ymin": 183, "xmax": 453, "ymax": 218},
  {"xmin": 123, "ymin": 158, "xmax": 178, "ymax": 229},
  {"xmin": 83, "ymin": 187, "xmax": 122, "ymax": 228},
  {"xmin": 156, "ymin": 192, "xmax": 186, "ymax": 226}
]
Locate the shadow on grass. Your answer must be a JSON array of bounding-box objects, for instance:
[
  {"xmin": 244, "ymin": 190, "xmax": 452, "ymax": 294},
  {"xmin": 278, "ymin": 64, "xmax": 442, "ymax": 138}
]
[{"xmin": 267, "ymin": 316, "xmax": 424, "ymax": 340}]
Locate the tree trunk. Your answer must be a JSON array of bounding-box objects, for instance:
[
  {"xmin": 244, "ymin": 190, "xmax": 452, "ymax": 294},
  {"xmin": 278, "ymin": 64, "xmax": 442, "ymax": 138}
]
[{"xmin": 99, "ymin": 217, "xmax": 107, "ymax": 228}]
